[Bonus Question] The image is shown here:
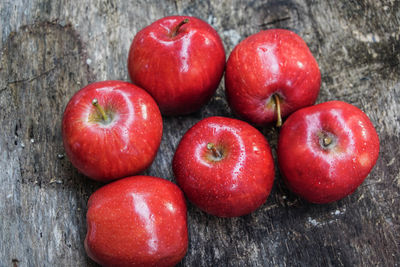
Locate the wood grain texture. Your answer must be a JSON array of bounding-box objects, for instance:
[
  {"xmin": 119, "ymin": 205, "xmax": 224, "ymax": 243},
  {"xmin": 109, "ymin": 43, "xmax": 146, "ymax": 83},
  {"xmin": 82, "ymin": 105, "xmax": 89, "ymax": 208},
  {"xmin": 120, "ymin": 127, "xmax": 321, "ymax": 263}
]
[{"xmin": 0, "ymin": 0, "xmax": 399, "ymax": 266}]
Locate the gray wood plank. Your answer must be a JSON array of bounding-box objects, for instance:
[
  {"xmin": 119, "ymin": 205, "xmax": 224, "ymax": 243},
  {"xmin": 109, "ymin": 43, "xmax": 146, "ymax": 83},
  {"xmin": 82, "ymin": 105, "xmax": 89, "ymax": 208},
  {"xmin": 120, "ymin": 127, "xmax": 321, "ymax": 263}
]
[{"xmin": 0, "ymin": 0, "xmax": 399, "ymax": 266}]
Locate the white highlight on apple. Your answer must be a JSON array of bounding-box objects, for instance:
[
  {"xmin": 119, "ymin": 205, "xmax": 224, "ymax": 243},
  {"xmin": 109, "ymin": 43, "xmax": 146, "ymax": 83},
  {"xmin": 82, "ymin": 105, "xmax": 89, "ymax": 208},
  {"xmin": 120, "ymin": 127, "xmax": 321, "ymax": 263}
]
[
  {"xmin": 131, "ymin": 193, "xmax": 158, "ymax": 253},
  {"xmin": 88, "ymin": 88, "xmax": 135, "ymax": 152},
  {"xmin": 141, "ymin": 102, "xmax": 148, "ymax": 120},
  {"xmin": 149, "ymin": 32, "xmax": 173, "ymax": 46},
  {"xmin": 207, "ymin": 123, "xmax": 246, "ymax": 190},
  {"xmin": 305, "ymin": 109, "xmax": 355, "ymax": 178},
  {"xmin": 297, "ymin": 61, "xmax": 304, "ymax": 69},
  {"xmin": 257, "ymin": 44, "xmax": 280, "ymax": 84},
  {"xmin": 179, "ymin": 30, "xmax": 196, "ymax": 73},
  {"xmin": 116, "ymin": 90, "xmax": 135, "ymax": 152},
  {"xmin": 165, "ymin": 202, "xmax": 176, "ymax": 213}
]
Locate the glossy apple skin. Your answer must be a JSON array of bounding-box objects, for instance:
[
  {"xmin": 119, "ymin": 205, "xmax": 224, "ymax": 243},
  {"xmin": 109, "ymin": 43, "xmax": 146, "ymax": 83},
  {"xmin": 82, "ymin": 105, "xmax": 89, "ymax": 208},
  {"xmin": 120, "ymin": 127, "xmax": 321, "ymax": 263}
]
[
  {"xmin": 173, "ymin": 116, "xmax": 275, "ymax": 217},
  {"xmin": 278, "ymin": 101, "xmax": 380, "ymax": 203},
  {"xmin": 225, "ymin": 29, "xmax": 321, "ymax": 126},
  {"xmin": 85, "ymin": 176, "xmax": 188, "ymax": 267},
  {"xmin": 62, "ymin": 81, "xmax": 163, "ymax": 182},
  {"xmin": 128, "ymin": 16, "xmax": 226, "ymax": 116}
]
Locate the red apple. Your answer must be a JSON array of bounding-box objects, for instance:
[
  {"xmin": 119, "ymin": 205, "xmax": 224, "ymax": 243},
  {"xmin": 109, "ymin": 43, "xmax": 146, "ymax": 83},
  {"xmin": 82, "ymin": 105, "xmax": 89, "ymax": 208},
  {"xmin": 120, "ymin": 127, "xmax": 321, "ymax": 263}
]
[
  {"xmin": 278, "ymin": 101, "xmax": 380, "ymax": 203},
  {"xmin": 85, "ymin": 176, "xmax": 188, "ymax": 267},
  {"xmin": 62, "ymin": 81, "xmax": 162, "ymax": 182},
  {"xmin": 225, "ymin": 29, "xmax": 321, "ymax": 126},
  {"xmin": 128, "ymin": 16, "xmax": 226, "ymax": 116},
  {"xmin": 173, "ymin": 116, "xmax": 275, "ymax": 217}
]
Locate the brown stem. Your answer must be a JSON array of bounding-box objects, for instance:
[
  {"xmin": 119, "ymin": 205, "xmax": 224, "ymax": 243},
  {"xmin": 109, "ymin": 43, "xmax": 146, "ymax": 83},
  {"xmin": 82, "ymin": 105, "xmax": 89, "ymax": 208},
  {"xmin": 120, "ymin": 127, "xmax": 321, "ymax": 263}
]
[
  {"xmin": 323, "ymin": 136, "xmax": 333, "ymax": 146},
  {"xmin": 92, "ymin": 98, "xmax": 108, "ymax": 122},
  {"xmin": 273, "ymin": 94, "xmax": 282, "ymax": 127},
  {"xmin": 170, "ymin": 18, "xmax": 189, "ymax": 37},
  {"xmin": 207, "ymin": 143, "xmax": 222, "ymax": 158}
]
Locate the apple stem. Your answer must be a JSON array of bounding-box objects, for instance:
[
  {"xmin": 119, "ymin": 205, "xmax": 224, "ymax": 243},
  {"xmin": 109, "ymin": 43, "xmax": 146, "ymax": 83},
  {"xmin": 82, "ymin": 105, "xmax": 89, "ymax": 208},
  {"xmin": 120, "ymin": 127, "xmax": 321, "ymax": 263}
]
[
  {"xmin": 323, "ymin": 136, "xmax": 333, "ymax": 146},
  {"xmin": 170, "ymin": 18, "xmax": 189, "ymax": 37},
  {"xmin": 273, "ymin": 94, "xmax": 282, "ymax": 127},
  {"xmin": 207, "ymin": 143, "xmax": 222, "ymax": 158},
  {"xmin": 92, "ymin": 98, "xmax": 108, "ymax": 122}
]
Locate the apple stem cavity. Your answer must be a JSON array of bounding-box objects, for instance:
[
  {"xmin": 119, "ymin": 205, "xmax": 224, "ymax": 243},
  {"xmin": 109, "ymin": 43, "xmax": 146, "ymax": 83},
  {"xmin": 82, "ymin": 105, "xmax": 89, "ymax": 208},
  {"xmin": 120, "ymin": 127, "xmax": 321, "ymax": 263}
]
[
  {"xmin": 273, "ymin": 94, "xmax": 283, "ymax": 127},
  {"xmin": 318, "ymin": 132, "xmax": 336, "ymax": 150},
  {"xmin": 92, "ymin": 98, "xmax": 108, "ymax": 122},
  {"xmin": 170, "ymin": 18, "xmax": 189, "ymax": 37},
  {"xmin": 207, "ymin": 143, "xmax": 222, "ymax": 159}
]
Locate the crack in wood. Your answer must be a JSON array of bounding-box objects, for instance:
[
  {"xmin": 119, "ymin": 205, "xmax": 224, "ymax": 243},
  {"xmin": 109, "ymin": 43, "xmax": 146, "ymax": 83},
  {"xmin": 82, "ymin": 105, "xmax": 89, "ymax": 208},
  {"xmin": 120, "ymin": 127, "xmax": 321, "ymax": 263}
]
[
  {"xmin": 0, "ymin": 49, "xmax": 80, "ymax": 94},
  {"xmin": 6, "ymin": 66, "xmax": 57, "ymax": 85},
  {"xmin": 0, "ymin": 66, "xmax": 57, "ymax": 94},
  {"xmin": 258, "ymin": 16, "xmax": 291, "ymax": 27}
]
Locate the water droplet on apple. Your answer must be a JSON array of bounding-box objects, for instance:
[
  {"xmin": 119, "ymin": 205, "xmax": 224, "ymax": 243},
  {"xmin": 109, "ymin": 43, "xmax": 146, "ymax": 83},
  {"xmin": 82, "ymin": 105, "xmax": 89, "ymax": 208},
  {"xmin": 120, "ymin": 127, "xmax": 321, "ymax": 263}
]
[{"xmin": 253, "ymin": 145, "xmax": 260, "ymax": 154}]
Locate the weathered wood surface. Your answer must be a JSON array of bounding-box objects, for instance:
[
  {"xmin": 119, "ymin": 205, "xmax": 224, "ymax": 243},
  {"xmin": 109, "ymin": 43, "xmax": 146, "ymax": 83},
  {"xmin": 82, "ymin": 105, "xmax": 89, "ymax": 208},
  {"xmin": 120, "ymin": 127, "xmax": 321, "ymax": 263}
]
[{"xmin": 0, "ymin": 0, "xmax": 399, "ymax": 266}]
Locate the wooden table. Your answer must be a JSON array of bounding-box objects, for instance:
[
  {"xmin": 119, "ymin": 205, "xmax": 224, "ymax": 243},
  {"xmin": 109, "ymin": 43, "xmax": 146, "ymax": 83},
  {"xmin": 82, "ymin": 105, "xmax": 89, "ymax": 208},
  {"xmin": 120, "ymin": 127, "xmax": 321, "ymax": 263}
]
[{"xmin": 1, "ymin": 0, "xmax": 399, "ymax": 266}]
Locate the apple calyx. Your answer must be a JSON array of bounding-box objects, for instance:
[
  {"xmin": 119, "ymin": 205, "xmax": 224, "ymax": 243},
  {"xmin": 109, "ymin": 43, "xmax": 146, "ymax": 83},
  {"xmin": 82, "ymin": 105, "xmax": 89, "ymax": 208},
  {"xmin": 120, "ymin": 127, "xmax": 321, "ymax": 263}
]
[
  {"xmin": 92, "ymin": 98, "xmax": 111, "ymax": 124},
  {"xmin": 273, "ymin": 94, "xmax": 283, "ymax": 127},
  {"xmin": 170, "ymin": 18, "xmax": 189, "ymax": 37},
  {"xmin": 323, "ymin": 136, "xmax": 332, "ymax": 146},
  {"xmin": 318, "ymin": 131, "xmax": 336, "ymax": 150},
  {"xmin": 207, "ymin": 143, "xmax": 224, "ymax": 161}
]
